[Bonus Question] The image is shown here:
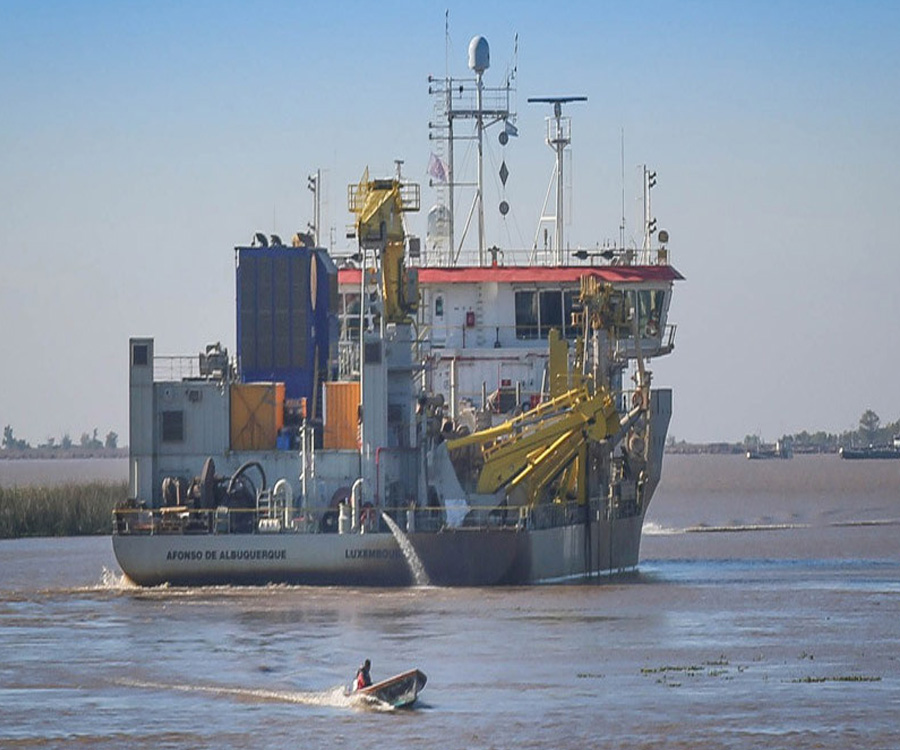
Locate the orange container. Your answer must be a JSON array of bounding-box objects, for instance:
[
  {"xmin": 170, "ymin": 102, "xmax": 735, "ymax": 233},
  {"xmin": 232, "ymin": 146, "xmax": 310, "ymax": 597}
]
[
  {"xmin": 231, "ymin": 382, "xmax": 285, "ymax": 450},
  {"xmin": 323, "ymin": 381, "xmax": 360, "ymax": 450}
]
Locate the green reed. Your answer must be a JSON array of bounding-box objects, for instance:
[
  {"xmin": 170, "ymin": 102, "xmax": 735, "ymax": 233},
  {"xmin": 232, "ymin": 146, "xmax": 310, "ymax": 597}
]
[{"xmin": 0, "ymin": 481, "xmax": 127, "ymax": 538}]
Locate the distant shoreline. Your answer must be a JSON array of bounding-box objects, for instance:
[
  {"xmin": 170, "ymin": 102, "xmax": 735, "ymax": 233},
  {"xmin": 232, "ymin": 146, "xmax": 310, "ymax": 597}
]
[
  {"xmin": 0, "ymin": 448, "xmax": 128, "ymax": 460},
  {"xmin": 666, "ymin": 444, "xmax": 838, "ymax": 455}
]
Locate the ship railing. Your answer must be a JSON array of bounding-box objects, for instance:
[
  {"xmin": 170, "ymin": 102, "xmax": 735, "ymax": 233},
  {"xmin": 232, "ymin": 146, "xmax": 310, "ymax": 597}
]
[
  {"xmin": 337, "ymin": 318, "xmax": 672, "ymax": 364},
  {"xmin": 617, "ymin": 323, "xmax": 677, "ymax": 358},
  {"xmin": 337, "ymin": 340, "xmax": 360, "ymax": 379},
  {"xmin": 428, "ymin": 76, "xmax": 513, "ymax": 120},
  {"xmin": 153, "ymin": 355, "xmax": 202, "ymax": 382},
  {"xmin": 411, "ymin": 245, "xmax": 671, "ymax": 268},
  {"xmin": 113, "ymin": 506, "xmax": 325, "ymax": 536},
  {"xmin": 419, "ymin": 322, "xmax": 674, "ymax": 367},
  {"xmin": 338, "ymin": 318, "xmax": 660, "ymax": 356},
  {"xmin": 112, "ymin": 497, "xmax": 611, "ymax": 537},
  {"xmin": 404, "ymin": 499, "xmax": 613, "ymax": 531},
  {"xmin": 428, "ymin": 322, "xmax": 672, "ymax": 354}
]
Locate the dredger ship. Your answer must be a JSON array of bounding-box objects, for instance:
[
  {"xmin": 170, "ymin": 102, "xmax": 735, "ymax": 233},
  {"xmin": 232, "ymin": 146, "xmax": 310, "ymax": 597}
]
[{"xmin": 112, "ymin": 35, "xmax": 682, "ymax": 586}]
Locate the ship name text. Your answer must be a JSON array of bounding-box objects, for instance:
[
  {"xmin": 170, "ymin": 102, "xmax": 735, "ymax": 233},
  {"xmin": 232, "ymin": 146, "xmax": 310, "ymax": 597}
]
[{"xmin": 165, "ymin": 549, "xmax": 287, "ymax": 561}]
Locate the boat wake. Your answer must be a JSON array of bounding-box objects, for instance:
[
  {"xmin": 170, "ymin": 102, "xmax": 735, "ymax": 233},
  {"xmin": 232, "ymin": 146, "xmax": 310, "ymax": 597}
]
[
  {"xmin": 117, "ymin": 678, "xmax": 396, "ymax": 711},
  {"xmin": 686, "ymin": 523, "xmax": 810, "ymax": 533},
  {"xmin": 646, "ymin": 517, "xmax": 900, "ymax": 537},
  {"xmin": 52, "ymin": 567, "xmax": 139, "ymax": 596},
  {"xmin": 681, "ymin": 519, "xmax": 900, "ymax": 533},
  {"xmin": 829, "ymin": 518, "xmax": 900, "ymax": 528},
  {"xmin": 98, "ymin": 566, "xmax": 137, "ymax": 589},
  {"xmin": 642, "ymin": 521, "xmax": 684, "ymax": 536}
]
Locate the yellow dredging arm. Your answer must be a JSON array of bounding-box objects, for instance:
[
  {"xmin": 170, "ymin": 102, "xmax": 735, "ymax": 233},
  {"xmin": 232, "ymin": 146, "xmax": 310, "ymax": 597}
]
[
  {"xmin": 445, "ymin": 336, "xmax": 622, "ymax": 509},
  {"xmin": 348, "ymin": 169, "xmax": 420, "ymax": 322},
  {"xmin": 444, "ymin": 276, "xmax": 649, "ymax": 511}
]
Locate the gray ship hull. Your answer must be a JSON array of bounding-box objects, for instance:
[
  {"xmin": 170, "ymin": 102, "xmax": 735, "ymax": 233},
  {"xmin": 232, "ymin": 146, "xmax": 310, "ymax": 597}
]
[{"xmin": 112, "ymin": 514, "xmax": 645, "ymax": 587}]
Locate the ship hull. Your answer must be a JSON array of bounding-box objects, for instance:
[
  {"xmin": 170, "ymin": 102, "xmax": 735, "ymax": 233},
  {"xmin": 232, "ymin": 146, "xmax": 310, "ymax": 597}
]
[
  {"xmin": 111, "ymin": 514, "xmax": 645, "ymax": 587},
  {"xmin": 839, "ymin": 447, "xmax": 900, "ymax": 460}
]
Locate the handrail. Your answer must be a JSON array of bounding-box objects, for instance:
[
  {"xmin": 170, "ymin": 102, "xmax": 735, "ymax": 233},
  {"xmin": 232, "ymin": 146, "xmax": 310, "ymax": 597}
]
[
  {"xmin": 410, "ymin": 245, "xmax": 671, "ymax": 268},
  {"xmin": 153, "ymin": 355, "xmax": 202, "ymax": 381},
  {"xmin": 111, "ymin": 496, "xmax": 618, "ymax": 536},
  {"xmin": 337, "ymin": 322, "xmax": 675, "ymax": 353}
]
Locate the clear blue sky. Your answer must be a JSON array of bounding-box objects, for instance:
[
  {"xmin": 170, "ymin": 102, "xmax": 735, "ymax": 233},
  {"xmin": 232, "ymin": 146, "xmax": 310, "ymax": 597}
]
[{"xmin": 2, "ymin": 0, "xmax": 899, "ymax": 445}]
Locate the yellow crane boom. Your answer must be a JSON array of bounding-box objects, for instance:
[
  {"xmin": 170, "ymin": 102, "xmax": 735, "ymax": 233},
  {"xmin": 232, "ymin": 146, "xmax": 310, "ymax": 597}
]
[
  {"xmin": 446, "ymin": 379, "xmax": 620, "ymax": 507},
  {"xmin": 348, "ymin": 170, "xmax": 420, "ymax": 322}
]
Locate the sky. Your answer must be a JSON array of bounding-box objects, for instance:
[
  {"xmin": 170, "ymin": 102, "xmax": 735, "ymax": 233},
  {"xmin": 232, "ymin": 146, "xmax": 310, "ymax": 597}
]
[{"xmin": 2, "ymin": 0, "xmax": 899, "ymax": 445}]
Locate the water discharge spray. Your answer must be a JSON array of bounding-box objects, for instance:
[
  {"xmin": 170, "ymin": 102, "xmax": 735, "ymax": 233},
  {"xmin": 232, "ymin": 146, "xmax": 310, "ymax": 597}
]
[{"xmin": 380, "ymin": 512, "xmax": 431, "ymax": 586}]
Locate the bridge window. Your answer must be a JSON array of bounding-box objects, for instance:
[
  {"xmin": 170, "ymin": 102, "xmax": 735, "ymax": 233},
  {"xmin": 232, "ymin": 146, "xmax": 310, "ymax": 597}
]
[
  {"xmin": 539, "ymin": 290, "xmax": 563, "ymax": 338},
  {"xmin": 516, "ymin": 289, "xmax": 579, "ymax": 340},
  {"xmin": 634, "ymin": 290, "xmax": 667, "ymax": 336},
  {"xmin": 515, "ymin": 291, "xmax": 538, "ymax": 339},
  {"xmin": 132, "ymin": 343, "xmax": 149, "ymax": 366},
  {"xmin": 161, "ymin": 410, "xmax": 184, "ymax": 443}
]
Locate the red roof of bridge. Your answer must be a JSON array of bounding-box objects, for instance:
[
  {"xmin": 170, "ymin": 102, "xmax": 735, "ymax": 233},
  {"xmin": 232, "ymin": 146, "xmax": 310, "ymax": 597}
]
[{"xmin": 337, "ymin": 264, "xmax": 683, "ymax": 285}]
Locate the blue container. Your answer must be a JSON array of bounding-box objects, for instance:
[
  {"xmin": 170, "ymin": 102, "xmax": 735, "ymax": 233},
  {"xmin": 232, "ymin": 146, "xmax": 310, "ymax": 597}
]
[
  {"xmin": 235, "ymin": 245, "xmax": 337, "ymax": 405},
  {"xmin": 236, "ymin": 246, "xmax": 313, "ymax": 400}
]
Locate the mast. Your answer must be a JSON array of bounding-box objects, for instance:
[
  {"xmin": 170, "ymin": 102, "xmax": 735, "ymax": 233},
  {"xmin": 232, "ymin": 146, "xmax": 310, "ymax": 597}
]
[
  {"xmin": 428, "ymin": 34, "xmax": 515, "ymax": 266},
  {"xmin": 528, "ymin": 96, "xmax": 586, "ymax": 263},
  {"xmin": 307, "ymin": 169, "xmax": 321, "ymax": 245},
  {"xmin": 620, "ymin": 129, "xmax": 625, "ymax": 250},
  {"xmin": 444, "ymin": 14, "xmax": 455, "ymax": 260},
  {"xmin": 474, "ymin": 52, "xmax": 486, "ymax": 263}
]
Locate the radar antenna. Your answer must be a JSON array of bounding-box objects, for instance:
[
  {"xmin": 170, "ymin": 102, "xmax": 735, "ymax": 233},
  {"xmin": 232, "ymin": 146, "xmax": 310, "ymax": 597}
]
[{"xmin": 527, "ymin": 96, "xmax": 586, "ymax": 264}]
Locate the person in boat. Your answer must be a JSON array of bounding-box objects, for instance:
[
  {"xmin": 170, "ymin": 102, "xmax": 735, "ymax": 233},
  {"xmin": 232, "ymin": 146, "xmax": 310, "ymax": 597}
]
[{"xmin": 355, "ymin": 659, "xmax": 372, "ymax": 690}]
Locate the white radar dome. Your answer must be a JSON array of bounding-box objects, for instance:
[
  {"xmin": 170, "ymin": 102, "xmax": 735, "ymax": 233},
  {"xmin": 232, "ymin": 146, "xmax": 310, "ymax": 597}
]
[{"xmin": 468, "ymin": 35, "xmax": 490, "ymax": 73}]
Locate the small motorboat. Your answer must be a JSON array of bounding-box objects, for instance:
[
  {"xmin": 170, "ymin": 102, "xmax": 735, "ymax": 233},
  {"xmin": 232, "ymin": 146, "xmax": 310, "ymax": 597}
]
[{"xmin": 357, "ymin": 669, "xmax": 427, "ymax": 708}]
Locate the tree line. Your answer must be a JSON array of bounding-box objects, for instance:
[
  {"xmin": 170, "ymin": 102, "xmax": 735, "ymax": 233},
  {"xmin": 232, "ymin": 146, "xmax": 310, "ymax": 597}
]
[
  {"xmin": 668, "ymin": 409, "xmax": 900, "ymax": 454},
  {"xmin": 785, "ymin": 409, "xmax": 898, "ymax": 453},
  {"xmin": 2, "ymin": 425, "xmax": 120, "ymax": 453}
]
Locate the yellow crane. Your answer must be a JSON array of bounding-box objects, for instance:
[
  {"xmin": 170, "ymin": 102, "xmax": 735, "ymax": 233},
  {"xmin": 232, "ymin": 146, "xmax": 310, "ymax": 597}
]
[
  {"xmin": 445, "ymin": 331, "xmax": 622, "ymax": 509},
  {"xmin": 348, "ymin": 169, "xmax": 420, "ymax": 323},
  {"xmin": 445, "ymin": 276, "xmax": 650, "ymax": 511}
]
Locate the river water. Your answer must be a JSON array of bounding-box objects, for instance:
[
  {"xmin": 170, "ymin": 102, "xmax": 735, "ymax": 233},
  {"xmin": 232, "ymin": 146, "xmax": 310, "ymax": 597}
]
[{"xmin": 1, "ymin": 454, "xmax": 898, "ymax": 749}]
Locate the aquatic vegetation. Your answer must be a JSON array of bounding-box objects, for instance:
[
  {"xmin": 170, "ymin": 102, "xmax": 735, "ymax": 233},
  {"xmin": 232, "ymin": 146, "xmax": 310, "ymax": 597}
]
[
  {"xmin": 792, "ymin": 675, "xmax": 882, "ymax": 683},
  {"xmin": 641, "ymin": 655, "xmax": 744, "ymax": 686},
  {"xmin": 0, "ymin": 481, "xmax": 127, "ymax": 538},
  {"xmin": 640, "ymin": 664, "xmax": 704, "ymax": 674}
]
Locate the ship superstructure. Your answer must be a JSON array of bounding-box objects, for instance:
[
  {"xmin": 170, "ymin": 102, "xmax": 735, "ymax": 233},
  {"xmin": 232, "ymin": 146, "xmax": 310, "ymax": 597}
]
[{"xmin": 112, "ymin": 35, "xmax": 683, "ymax": 587}]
